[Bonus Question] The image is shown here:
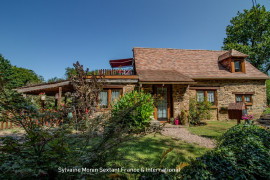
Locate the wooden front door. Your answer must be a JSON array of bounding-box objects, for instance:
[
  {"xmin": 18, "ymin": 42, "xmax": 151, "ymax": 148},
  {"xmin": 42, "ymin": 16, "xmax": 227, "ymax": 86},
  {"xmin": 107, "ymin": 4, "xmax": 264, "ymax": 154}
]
[{"xmin": 154, "ymin": 85, "xmax": 171, "ymax": 121}]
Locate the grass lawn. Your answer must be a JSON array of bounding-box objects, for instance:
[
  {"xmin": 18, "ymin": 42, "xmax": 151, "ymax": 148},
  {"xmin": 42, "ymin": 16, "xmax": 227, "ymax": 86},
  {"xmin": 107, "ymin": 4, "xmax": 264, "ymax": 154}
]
[
  {"xmin": 116, "ymin": 133, "xmax": 209, "ymax": 169},
  {"xmin": 262, "ymin": 107, "xmax": 270, "ymax": 115},
  {"xmin": 188, "ymin": 120, "xmax": 237, "ymax": 140}
]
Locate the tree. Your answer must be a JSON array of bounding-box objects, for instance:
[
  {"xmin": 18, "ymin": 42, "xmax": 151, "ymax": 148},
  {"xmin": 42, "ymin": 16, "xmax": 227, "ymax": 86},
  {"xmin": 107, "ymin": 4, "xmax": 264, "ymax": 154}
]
[
  {"xmin": 223, "ymin": 4, "xmax": 270, "ymax": 73},
  {"xmin": 47, "ymin": 77, "xmax": 64, "ymax": 83},
  {"xmin": 0, "ymin": 54, "xmax": 14, "ymax": 88},
  {"xmin": 0, "ymin": 54, "xmax": 43, "ymax": 88},
  {"xmin": 65, "ymin": 67, "xmax": 77, "ymax": 79},
  {"xmin": 11, "ymin": 66, "xmax": 43, "ymax": 87}
]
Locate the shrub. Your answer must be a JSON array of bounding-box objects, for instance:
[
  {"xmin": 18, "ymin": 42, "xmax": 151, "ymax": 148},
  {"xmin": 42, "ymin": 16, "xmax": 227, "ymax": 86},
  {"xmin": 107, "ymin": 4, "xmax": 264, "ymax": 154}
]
[
  {"xmin": 181, "ymin": 124, "xmax": 270, "ymax": 179},
  {"xmin": 112, "ymin": 90, "xmax": 155, "ymax": 131},
  {"xmin": 188, "ymin": 98, "xmax": 212, "ymax": 125},
  {"xmin": 266, "ymin": 79, "xmax": 270, "ymax": 105}
]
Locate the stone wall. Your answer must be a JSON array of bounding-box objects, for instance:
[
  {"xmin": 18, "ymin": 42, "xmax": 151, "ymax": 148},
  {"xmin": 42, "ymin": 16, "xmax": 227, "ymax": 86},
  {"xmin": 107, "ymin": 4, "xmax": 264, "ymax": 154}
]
[
  {"xmin": 123, "ymin": 84, "xmax": 136, "ymax": 94},
  {"xmin": 141, "ymin": 80, "xmax": 266, "ymax": 121},
  {"xmin": 191, "ymin": 80, "xmax": 267, "ymax": 120},
  {"xmin": 172, "ymin": 85, "xmax": 190, "ymax": 118}
]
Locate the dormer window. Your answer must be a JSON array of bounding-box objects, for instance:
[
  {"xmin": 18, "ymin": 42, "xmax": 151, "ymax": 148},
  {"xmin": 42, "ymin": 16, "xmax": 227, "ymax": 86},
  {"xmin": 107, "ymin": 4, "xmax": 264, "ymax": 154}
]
[
  {"xmin": 218, "ymin": 49, "xmax": 248, "ymax": 74},
  {"xmin": 232, "ymin": 59, "xmax": 245, "ymax": 73},
  {"xmin": 234, "ymin": 60, "xmax": 241, "ymax": 72}
]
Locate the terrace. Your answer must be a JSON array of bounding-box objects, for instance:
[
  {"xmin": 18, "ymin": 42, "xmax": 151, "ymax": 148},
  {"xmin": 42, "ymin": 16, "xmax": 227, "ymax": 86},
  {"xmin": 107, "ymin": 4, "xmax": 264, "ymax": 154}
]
[{"xmin": 17, "ymin": 58, "xmax": 139, "ymax": 109}]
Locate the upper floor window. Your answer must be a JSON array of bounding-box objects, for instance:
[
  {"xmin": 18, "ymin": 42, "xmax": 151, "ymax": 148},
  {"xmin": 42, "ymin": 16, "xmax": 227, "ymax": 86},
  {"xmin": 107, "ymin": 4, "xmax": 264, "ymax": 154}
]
[
  {"xmin": 234, "ymin": 60, "xmax": 241, "ymax": 72},
  {"xmin": 197, "ymin": 90, "xmax": 217, "ymax": 106},
  {"xmin": 232, "ymin": 60, "xmax": 245, "ymax": 73}
]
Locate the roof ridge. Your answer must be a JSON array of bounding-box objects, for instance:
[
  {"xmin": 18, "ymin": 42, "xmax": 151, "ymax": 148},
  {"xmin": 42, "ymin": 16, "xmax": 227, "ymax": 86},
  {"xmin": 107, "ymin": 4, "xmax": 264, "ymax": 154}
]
[{"xmin": 133, "ymin": 47, "xmax": 227, "ymax": 52}]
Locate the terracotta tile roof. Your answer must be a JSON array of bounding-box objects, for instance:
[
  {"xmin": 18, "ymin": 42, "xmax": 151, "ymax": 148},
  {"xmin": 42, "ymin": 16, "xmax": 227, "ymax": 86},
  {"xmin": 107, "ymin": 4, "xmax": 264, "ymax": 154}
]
[
  {"xmin": 133, "ymin": 47, "xmax": 269, "ymax": 81},
  {"xmin": 218, "ymin": 49, "xmax": 248, "ymax": 61},
  {"xmin": 137, "ymin": 70, "xmax": 194, "ymax": 82}
]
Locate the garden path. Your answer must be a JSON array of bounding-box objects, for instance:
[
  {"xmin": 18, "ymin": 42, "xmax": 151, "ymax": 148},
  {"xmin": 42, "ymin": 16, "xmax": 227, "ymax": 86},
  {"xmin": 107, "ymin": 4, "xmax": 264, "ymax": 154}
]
[{"xmin": 161, "ymin": 127, "xmax": 216, "ymax": 148}]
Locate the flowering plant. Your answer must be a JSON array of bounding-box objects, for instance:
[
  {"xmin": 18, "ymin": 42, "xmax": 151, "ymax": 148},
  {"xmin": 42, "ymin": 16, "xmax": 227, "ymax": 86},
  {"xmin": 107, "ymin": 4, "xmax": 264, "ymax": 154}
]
[
  {"xmin": 241, "ymin": 114, "xmax": 254, "ymax": 120},
  {"xmin": 39, "ymin": 92, "xmax": 46, "ymax": 96}
]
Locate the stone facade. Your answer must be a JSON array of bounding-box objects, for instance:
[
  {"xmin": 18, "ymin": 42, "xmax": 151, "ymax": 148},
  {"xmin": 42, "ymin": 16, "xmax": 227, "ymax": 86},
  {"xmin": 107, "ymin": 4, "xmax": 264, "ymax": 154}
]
[
  {"xmin": 172, "ymin": 85, "xmax": 190, "ymax": 118},
  {"xmin": 142, "ymin": 79, "xmax": 267, "ymax": 121},
  {"xmin": 123, "ymin": 84, "xmax": 136, "ymax": 94},
  {"xmin": 189, "ymin": 80, "xmax": 267, "ymax": 120}
]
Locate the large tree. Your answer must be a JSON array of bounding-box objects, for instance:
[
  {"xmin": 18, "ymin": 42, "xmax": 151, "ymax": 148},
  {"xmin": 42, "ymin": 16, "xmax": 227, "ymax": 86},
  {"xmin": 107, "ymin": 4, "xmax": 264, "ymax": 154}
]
[
  {"xmin": 0, "ymin": 54, "xmax": 43, "ymax": 88},
  {"xmin": 0, "ymin": 54, "xmax": 14, "ymax": 88},
  {"xmin": 223, "ymin": 4, "xmax": 270, "ymax": 73}
]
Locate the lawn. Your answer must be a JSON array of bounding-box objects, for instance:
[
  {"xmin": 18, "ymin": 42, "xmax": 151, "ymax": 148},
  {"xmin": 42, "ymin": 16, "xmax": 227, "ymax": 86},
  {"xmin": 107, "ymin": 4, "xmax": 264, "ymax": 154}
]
[
  {"xmin": 188, "ymin": 120, "xmax": 237, "ymax": 140},
  {"xmin": 116, "ymin": 133, "xmax": 209, "ymax": 169}
]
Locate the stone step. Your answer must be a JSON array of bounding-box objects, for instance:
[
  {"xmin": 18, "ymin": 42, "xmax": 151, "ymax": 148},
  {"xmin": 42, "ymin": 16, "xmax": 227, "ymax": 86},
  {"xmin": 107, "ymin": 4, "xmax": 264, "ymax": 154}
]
[
  {"xmin": 260, "ymin": 114, "xmax": 270, "ymax": 118},
  {"xmin": 260, "ymin": 117, "xmax": 270, "ymax": 120},
  {"xmin": 257, "ymin": 120, "xmax": 270, "ymax": 125}
]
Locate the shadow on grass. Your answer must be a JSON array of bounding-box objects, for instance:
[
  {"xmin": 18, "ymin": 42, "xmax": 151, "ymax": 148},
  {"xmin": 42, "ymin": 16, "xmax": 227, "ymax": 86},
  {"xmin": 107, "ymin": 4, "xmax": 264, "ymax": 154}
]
[{"xmin": 116, "ymin": 133, "xmax": 209, "ymax": 168}]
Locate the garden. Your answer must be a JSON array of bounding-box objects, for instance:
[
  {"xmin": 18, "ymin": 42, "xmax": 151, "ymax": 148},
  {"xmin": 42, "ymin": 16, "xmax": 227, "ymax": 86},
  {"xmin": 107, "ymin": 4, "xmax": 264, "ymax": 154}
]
[{"xmin": 0, "ymin": 62, "xmax": 269, "ymax": 179}]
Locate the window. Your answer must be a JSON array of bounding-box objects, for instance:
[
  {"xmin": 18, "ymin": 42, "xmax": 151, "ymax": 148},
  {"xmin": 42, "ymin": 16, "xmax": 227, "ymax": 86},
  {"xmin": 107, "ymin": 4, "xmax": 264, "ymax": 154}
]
[
  {"xmin": 111, "ymin": 89, "xmax": 121, "ymax": 105},
  {"xmin": 98, "ymin": 89, "xmax": 122, "ymax": 108},
  {"xmin": 99, "ymin": 90, "xmax": 108, "ymax": 108},
  {"xmin": 232, "ymin": 60, "xmax": 245, "ymax": 73},
  {"xmin": 234, "ymin": 61, "xmax": 241, "ymax": 72},
  {"xmin": 196, "ymin": 90, "xmax": 217, "ymax": 106},
  {"xmin": 235, "ymin": 94, "xmax": 252, "ymax": 105}
]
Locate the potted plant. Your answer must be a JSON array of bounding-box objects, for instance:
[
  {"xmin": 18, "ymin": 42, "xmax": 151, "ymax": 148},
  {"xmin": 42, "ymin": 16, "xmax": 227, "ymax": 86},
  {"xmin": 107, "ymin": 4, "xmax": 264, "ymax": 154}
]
[
  {"xmin": 175, "ymin": 114, "xmax": 180, "ymax": 125},
  {"xmin": 170, "ymin": 117, "xmax": 174, "ymax": 125},
  {"xmin": 39, "ymin": 92, "xmax": 46, "ymax": 101},
  {"xmin": 241, "ymin": 114, "xmax": 254, "ymax": 124}
]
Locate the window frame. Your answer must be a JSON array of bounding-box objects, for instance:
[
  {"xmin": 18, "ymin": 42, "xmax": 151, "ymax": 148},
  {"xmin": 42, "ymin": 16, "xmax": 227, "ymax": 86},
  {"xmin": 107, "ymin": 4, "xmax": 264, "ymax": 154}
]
[
  {"xmin": 98, "ymin": 88, "xmax": 123, "ymax": 109},
  {"xmin": 234, "ymin": 60, "xmax": 241, "ymax": 72},
  {"xmin": 235, "ymin": 94, "xmax": 253, "ymax": 106},
  {"xmin": 231, "ymin": 59, "xmax": 246, "ymax": 73},
  {"xmin": 196, "ymin": 90, "xmax": 217, "ymax": 107}
]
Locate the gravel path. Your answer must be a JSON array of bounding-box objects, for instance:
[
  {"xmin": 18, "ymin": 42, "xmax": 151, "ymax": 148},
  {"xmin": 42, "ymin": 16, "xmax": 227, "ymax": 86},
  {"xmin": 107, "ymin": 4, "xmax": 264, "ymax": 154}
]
[{"xmin": 161, "ymin": 127, "xmax": 216, "ymax": 148}]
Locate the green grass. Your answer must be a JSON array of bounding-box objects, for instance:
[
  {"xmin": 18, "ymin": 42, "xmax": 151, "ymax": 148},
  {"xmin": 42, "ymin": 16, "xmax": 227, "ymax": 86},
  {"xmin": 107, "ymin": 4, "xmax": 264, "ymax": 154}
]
[
  {"xmin": 116, "ymin": 134, "xmax": 209, "ymax": 168},
  {"xmin": 188, "ymin": 121, "xmax": 237, "ymax": 140},
  {"xmin": 262, "ymin": 107, "xmax": 270, "ymax": 115}
]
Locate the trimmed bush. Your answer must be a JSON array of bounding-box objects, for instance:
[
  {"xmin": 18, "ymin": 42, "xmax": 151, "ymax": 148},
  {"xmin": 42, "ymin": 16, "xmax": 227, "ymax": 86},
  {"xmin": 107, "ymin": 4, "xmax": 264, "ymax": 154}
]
[
  {"xmin": 111, "ymin": 90, "xmax": 155, "ymax": 131},
  {"xmin": 181, "ymin": 124, "xmax": 270, "ymax": 179}
]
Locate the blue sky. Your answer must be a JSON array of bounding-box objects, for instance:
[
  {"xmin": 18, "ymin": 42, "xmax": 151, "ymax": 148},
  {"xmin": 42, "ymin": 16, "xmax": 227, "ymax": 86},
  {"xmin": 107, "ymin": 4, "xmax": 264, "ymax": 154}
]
[{"xmin": 0, "ymin": 0, "xmax": 270, "ymax": 80}]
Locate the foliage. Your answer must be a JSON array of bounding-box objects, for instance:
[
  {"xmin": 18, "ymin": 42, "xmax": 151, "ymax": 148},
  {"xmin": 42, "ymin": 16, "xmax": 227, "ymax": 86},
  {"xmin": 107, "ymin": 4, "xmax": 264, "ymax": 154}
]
[
  {"xmin": 179, "ymin": 110, "xmax": 187, "ymax": 125},
  {"xmin": 266, "ymin": 79, "xmax": 270, "ymax": 105},
  {"xmin": 0, "ymin": 54, "xmax": 43, "ymax": 89},
  {"xmin": 187, "ymin": 97, "xmax": 212, "ymax": 125},
  {"xmin": 112, "ymin": 90, "xmax": 155, "ymax": 131},
  {"xmin": 47, "ymin": 77, "xmax": 65, "ymax": 83},
  {"xmin": 0, "ymin": 54, "xmax": 14, "ymax": 89},
  {"xmin": 241, "ymin": 114, "xmax": 254, "ymax": 120},
  {"xmin": 66, "ymin": 61, "xmax": 103, "ymax": 131},
  {"xmin": 65, "ymin": 67, "xmax": 77, "ymax": 79},
  {"xmin": 0, "ymin": 75, "xmax": 74, "ymax": 179},
  {"xmin": 181, "ymin": 124, "xmax": 270, "ymax": 179},
  {"xmin": 0, "ymin": 60, "xmax": 164, "ymax": 179},
  {"xmin": 223, "ymin": 4, "xmax": 270, "ymax": 73},
  {"xmin": 11, "ymin": 66, "xmax": 43, "ymax": 87},
  {"xmin": 262, "ymin": 107, "xmax": 270, "ymax": 115}
]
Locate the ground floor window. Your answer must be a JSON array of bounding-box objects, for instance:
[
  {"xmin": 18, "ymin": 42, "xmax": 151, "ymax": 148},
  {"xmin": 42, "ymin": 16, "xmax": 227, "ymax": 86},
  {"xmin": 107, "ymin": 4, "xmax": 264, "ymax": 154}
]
[
  {"xmin": 196, "ymin": 90, "xmax": 217, "ymax": 106},
  {"xmin": 98, "ymin": 89, "xmax": 122, "ymax": 108},
  {"xmin": 235, "ymin": 94, "xmax": 252, "ymax": 105}
]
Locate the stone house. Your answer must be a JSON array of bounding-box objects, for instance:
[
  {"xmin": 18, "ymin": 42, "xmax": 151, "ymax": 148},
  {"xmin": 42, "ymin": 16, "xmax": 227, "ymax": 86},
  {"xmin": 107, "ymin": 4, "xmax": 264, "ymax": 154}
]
[{"xmin": 18, "ymin": 47, "xmax": 269, "ymax": 121}]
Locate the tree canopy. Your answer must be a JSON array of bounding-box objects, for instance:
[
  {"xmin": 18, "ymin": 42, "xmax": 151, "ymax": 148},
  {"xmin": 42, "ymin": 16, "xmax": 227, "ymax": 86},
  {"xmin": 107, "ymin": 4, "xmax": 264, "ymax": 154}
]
[
  {"xmin": 0, "ymin": 54, "xmax": 43, "ymax": 88},
  {"xmin": 223, "ymin": 4, "xmax": 270, "ymax": 73}
]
